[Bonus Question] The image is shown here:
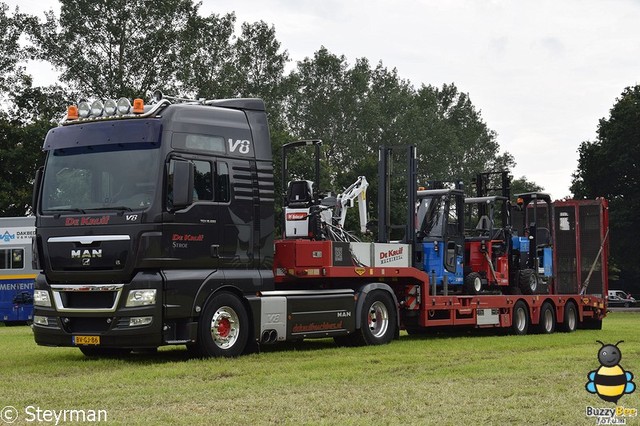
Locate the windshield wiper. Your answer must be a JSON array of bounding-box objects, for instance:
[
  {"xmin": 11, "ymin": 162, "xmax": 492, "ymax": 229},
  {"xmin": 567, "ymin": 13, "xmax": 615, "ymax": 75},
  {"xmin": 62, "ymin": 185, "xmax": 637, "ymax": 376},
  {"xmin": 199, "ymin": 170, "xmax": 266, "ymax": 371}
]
[
  {"xmin": 84, "ymin": 206, "xmax": 133, "ymax": 212},
  {"xmin": 45, "ymin": 208, "xmax": 87, "ymax": 214}
]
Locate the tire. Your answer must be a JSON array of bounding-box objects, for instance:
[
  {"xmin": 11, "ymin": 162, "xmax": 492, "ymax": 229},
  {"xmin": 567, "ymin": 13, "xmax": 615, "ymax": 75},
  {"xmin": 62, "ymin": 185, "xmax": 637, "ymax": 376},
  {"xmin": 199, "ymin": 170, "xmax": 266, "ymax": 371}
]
[
  {"xmin": 333, "ymin": 335, "xmax": 358, "ymax": 347},
  {"xmin": 559, "ymin": 302, "xmax": 578, "ymax": 333},
  {"xmin": 405, "ymin": 327, "xmax": 428, "ymax": 336},
  {"xmin": 581, "ymin": 318, "xmax": 603, "ymax": 330},
  {"xmin": 518, "ymin": 269, "xmax": 538, "ymax": 295},
  {"xmin": 535, "ymin": 302, "xmax": 556, "ymax": 334},
  {"xmin": 196, "ymin": 292, "xmax": 249, "ymax": 358},
  {"xmin": 79, "ymin": 347, "xmax": 132, "ymax": 357},
  {"xmin": 511, "ymin": 300, "xmax": 530, "ymax": 335},
  {"xmin": 464, "ymin": 272, "xmax": 483, "ymax": 295},
  {"xmin": 624, "ymin": 302, "xmax": 630, "ymax": 308},
  {"xmin": 351, "ymin": 290, "xmax": 397, "ymax": 346}
]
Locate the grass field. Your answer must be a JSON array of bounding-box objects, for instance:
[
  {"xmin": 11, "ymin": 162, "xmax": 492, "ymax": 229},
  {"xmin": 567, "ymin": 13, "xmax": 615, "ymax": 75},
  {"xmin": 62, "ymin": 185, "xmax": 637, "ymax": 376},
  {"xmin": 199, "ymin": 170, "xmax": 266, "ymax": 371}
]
[{"xmin": 0, "ymin": 312, "xmax": 638, "ymax": 425}]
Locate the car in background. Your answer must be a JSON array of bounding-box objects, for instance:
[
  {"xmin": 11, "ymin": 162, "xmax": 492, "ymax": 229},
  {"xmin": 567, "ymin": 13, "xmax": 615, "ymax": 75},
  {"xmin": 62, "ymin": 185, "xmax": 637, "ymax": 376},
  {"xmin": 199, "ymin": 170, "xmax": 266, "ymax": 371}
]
[{"xmin": 607, "ymin": 294, "xmax": 637, "ymax": 308}]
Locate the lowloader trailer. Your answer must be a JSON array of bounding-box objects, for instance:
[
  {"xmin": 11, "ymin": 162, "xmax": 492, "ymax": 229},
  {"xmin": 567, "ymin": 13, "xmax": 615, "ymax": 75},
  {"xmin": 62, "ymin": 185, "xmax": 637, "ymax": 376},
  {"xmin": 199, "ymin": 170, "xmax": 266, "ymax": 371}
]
[{"xmin": 31, "ymin": 94, "xmax": 608, "ymax": 357}]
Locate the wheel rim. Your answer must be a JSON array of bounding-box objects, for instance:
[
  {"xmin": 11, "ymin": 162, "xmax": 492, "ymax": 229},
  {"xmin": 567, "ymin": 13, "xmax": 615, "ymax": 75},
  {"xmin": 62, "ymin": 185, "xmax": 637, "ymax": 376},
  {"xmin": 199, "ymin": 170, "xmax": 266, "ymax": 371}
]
[
  {"xmin": 567, "ymin": 306, "xmax": 576, "ymax": 330},
  {"xmin": 543, "ymin": 308, "xmax": 553, "ymax": 332},
  {"xmin": 529, "ymin": 274, "xmax": 538, "ymax": 292},
  {"xmin": 210, "ymin": 306, "xmax": 240, "ymax": 349},
  {"xmin": 368, "ymin": 301, "xmax": 389, "ymax": 338},
  {"xmin": 473, "ymin": 276, "xmax": 482, "ymax": 292},
  {"xmin": 515, "ymin": 307, "xmax": 526, "ymax": 332}
]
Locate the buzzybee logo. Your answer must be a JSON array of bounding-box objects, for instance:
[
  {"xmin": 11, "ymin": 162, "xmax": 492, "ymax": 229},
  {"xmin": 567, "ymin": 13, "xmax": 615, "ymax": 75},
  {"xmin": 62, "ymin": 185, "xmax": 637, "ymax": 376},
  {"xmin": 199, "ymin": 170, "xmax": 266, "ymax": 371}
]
[{"xmin": 586, "ymin": 341, "xmax": 635, "ymax": 403}]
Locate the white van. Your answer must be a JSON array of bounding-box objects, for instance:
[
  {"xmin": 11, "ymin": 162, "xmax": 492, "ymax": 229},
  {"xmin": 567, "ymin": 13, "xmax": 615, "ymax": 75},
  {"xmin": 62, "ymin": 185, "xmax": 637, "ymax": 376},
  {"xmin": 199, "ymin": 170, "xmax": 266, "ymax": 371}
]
[{"xmin": 608, "ymin": 290, "xmax": 635, "ymax": 300}]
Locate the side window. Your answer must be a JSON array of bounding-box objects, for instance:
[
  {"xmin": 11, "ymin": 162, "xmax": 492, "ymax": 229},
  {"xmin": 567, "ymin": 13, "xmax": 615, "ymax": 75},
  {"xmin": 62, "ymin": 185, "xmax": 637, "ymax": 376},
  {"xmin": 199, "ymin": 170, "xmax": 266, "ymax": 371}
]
[
  {"xmin": 215, "ymin": 161, "xmax": 230, "ymax": 203},
  {"xmin": 172, "ymin": 133, "xmax": 226, "ymax": 154},
  {"xmin": 0, "ymin": 249, "xmax": 24, "ymax": 269},
  {"xmin": 193, "ymin": 160, "xmax": 213, "ymax": 201}
]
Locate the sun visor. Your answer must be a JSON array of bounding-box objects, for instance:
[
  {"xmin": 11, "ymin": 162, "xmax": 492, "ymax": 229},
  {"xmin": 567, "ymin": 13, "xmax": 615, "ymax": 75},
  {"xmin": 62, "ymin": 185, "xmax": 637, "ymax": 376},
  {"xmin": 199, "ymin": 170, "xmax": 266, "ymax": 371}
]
[{"xmin": 42, "ymin": 120, "xmax": 162, "ymax": 151}]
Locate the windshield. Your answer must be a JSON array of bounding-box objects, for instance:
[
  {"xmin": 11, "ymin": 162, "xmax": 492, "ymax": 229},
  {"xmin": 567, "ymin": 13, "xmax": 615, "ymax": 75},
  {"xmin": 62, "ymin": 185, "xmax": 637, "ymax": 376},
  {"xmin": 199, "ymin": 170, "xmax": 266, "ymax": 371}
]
[
  {"xmin": 416, "ymin": 195, "xmax": 446, "ymax": 239},
  {"xmin": 41, "ymin": 142, "xmax": 161, "ymax": 212}
]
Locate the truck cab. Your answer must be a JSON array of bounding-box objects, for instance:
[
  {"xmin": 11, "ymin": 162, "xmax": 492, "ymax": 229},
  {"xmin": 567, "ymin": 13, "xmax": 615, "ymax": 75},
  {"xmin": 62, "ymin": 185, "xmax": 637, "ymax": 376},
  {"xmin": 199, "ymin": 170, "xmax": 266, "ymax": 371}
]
[{"xmin": 32, "ymin": 95, "xmax": 275, "ymax": 355}]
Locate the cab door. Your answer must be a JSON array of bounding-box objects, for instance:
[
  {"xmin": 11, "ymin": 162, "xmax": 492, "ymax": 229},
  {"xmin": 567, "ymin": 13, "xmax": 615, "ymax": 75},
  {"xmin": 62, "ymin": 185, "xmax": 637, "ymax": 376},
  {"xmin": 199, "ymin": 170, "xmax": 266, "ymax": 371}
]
[{"xmin": 165, "ymin": 156, "xmax": 221, "ymax": 269}]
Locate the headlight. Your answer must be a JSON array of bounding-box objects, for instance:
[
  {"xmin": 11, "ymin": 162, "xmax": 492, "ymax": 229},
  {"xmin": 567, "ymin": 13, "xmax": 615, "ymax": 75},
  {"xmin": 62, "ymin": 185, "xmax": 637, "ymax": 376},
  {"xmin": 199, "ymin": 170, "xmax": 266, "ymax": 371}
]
[
  {"xmin": 33, "ymin": 290, "xmax": 51, "ymax": 307},
  {"xmin": 126, "ymin": 289, "xmax": 157, "ymax": 307}
]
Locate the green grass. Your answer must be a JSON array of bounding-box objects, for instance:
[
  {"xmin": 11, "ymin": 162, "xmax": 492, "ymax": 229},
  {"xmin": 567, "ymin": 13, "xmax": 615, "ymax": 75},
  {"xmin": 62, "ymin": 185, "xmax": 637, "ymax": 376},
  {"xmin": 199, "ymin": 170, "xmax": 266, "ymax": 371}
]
[{"xmin": 0, "ymin": 312, "xmax": 638, "ymax": 425}]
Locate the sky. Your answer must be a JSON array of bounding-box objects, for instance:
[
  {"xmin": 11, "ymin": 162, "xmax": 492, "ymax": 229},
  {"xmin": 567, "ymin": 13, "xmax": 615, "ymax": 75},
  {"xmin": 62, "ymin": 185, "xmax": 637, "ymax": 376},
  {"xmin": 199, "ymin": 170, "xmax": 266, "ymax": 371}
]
[{"xmin": 5, "ymin": 0, "xmax": 640, "ymax": 200}]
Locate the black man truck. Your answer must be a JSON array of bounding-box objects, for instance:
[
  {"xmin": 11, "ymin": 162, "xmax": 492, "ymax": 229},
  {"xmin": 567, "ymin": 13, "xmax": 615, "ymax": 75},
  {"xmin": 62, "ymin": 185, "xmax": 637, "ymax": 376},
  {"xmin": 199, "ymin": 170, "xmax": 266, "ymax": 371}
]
[{"xmin": 31, "ymin": 94, "xmax": 609, "ymax": 357}]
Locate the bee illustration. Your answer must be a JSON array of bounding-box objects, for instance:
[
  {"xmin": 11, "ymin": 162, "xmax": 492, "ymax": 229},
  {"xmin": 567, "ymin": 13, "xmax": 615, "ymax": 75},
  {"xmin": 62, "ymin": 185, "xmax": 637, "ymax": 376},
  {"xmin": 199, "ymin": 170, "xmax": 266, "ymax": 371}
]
[{"xmin": 586, "ymin": 340, "xmax": 636, "ymax": 403}]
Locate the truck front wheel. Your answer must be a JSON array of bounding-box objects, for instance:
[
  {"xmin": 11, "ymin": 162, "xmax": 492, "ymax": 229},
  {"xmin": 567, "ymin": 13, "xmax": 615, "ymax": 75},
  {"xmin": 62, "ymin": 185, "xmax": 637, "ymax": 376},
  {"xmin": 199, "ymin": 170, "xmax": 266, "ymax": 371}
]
[{"xmin": 196, "ymin": 292, "xmax": 249, "ymax": 357}]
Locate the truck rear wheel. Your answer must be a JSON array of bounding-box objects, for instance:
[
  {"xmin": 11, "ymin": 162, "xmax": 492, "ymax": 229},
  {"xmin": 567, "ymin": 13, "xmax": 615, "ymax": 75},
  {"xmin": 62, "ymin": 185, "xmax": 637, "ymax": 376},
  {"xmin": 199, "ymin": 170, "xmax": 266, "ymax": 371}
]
[
  {"xmin": 559, "ymin": 301, "xmax": 577, "ymax": 332},
  {"xmin": 519, "ymin": 269, "xmax": 538, "ymax": 295},
  {"xmin": 196, "ymin": 292, "xmax": 249, "ymax": 357},
  {"xmin": 363, "ymin": 291, "xmax": 396, "ymax": 345},
  {"xmin": 511, "ymin": 301, "xmax": 529, "ymax": 335},
  {"xmin": 348, "ymin": 290, "xmax": 396, "ymax": 346},
  {"xmin": 535, "ymin": 302, "xmax": 556, "ymax": 334}
]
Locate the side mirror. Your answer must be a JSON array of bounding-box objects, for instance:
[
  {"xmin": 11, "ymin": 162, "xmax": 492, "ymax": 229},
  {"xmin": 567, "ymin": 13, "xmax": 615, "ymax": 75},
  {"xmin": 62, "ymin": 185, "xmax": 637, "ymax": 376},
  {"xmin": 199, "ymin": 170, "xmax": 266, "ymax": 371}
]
[
  {"xmin": 171, "ymin": 160, "xmax": 194, "ymax": 209},
  {"xmin": 32, "ymin": 167, "xmax": 43, "ymax": 214}
]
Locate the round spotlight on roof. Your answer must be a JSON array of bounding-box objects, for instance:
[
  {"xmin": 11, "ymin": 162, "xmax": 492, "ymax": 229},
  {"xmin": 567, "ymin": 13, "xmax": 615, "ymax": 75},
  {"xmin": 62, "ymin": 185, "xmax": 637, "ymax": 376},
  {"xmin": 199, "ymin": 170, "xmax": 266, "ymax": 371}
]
[
  {"xmin": 104, "ymin": 99, "xmax": 117, "ymax": 116},
  {"xmin": 90, "ymin": 100, "xmax": 104, "ymax": 117},
  {"xmin": 152, "ymin": 90, "xmax": 163, "ymax": 103},
  {"xmin": 117, "ymin": 98, "xmax": 131, "ymax": 115},
  {"xmin": 78, "ymin": 101, "xmax": 91, "ymax": 118}
]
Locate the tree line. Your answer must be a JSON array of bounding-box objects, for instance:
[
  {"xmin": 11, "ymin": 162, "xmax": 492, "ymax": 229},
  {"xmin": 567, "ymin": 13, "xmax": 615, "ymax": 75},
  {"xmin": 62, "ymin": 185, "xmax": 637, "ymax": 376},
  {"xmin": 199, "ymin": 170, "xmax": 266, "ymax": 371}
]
[{"xmin": 0, "ymin": 0, "xmax": 541, "ymax": 217}]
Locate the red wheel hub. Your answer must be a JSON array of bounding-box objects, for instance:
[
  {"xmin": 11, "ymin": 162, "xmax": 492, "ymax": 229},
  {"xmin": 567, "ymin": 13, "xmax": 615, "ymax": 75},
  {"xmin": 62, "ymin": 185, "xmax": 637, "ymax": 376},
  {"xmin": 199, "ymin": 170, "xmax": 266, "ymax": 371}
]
[{"xmin": 217, "ymin": 318, "xmax": 231, "ymax": 338}]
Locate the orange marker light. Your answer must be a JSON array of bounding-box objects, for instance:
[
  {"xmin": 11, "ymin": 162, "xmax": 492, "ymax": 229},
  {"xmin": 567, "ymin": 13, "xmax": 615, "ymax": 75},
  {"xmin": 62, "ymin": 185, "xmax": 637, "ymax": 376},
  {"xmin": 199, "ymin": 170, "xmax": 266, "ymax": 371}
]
[
  {"xmin": 67, "ymin": 105, "xmax": 79, "ymax": 120},
  {"xmin": 132, "ymin": 98, "xmax": 145, "ymax": 114}
]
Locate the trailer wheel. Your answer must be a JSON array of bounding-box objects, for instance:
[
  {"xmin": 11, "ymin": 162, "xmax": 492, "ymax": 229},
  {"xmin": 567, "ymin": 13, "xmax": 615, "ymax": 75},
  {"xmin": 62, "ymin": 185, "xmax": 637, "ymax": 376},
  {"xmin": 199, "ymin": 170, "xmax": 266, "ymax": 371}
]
[
  {"xmin": 463, "ymin": 272, "xmax": 483, "ymax": 295},
  {"xmin": 518, "ymin": 269, "xmax": 538, "ymax": 295},
  {"xmin": 511, "ymin": 301, "xmax": 529, "ymax": 335},
  {"xmin": 196, "ymin": 292, "xmax": 248, "ymax": 358},
  {"xmin": 559, "ymin": 301, "xmax": 577, "ymax": 332},
  {"xmin": 535, "ymin": 302, "xmax": 556, "ymax": 334},
  {"xmin": 359, "ymin": 290, "xmax": 397, "ymax": 345},
  {"xmin": 581, "ymin": 318, "xmax": 603, "ymax": 330}
]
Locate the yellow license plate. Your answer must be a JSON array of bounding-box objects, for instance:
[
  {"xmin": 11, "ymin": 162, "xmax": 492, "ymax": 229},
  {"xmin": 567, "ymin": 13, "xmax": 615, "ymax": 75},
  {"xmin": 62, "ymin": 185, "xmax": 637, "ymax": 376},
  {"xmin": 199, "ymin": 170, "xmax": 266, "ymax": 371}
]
[{"xmin": 73, "ymin": 335, "xmax": 100, "ymax": 346}]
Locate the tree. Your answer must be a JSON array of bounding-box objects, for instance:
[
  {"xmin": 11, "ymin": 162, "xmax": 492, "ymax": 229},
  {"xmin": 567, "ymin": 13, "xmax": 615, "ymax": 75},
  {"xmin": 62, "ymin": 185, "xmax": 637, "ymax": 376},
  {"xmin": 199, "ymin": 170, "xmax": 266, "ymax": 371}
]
[
  {"xmin": 571, "ymin": 85, "xmax": 640, "ymax": 292},
  {"xmin": 0, "ymin": 3, "xmax": 35, "ymax": 100},
  {"xmin": 32, "ymin": 0, "xmax": 210, "ymax": 98}
]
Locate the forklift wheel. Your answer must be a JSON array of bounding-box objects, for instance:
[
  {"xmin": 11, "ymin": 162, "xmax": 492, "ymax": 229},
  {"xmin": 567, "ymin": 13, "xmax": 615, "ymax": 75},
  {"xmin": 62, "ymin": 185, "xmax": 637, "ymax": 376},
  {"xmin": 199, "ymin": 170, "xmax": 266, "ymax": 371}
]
[
  {"xmin": 464, "ymin": 272, "xmax": 483, "ymax": 295},
  {"xmin": 519, "ymin": 269, "xmax": 538, "ymax": 295}
]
